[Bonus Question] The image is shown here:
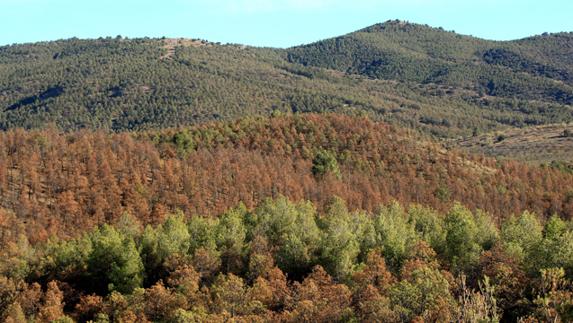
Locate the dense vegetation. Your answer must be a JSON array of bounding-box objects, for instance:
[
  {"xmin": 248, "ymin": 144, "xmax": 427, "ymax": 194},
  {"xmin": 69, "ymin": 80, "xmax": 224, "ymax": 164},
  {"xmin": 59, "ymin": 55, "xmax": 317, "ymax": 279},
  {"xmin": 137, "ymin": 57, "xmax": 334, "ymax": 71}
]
[
  {"xmin": 288, "ymin": 20, "xmax": 573, "ymax": 105},
  {"xmin": 0, "ymin": 114, "xmax": 572, "ymax": 321},
  {"xmin": 2, "ymin": 20, "xmax": 573, "ymax": 322},
  {"xmin": 3, "ymin": 196, "xmax": 573, "ymax": 322},
  {"xmin": 0, "ymin": 22, "xmax": 572, "ymax": 139},
  {"xmin": 2, "ymin": 114, "xmax": 573, "ymax": 246}
]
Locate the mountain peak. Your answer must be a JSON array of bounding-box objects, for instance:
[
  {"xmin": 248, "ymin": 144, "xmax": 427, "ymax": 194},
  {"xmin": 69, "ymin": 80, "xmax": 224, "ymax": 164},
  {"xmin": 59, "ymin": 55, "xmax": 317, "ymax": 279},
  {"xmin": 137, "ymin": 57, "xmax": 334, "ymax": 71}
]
[{"xmin": 359, "ymin": 20, "xmax": 439, "ymax": 33}]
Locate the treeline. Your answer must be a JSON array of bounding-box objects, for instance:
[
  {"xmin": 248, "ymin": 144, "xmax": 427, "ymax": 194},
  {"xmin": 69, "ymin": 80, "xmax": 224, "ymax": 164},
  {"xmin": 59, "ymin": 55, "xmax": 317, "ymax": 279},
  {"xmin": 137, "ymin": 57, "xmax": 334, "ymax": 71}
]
[
  {"xmin": 2, "ymin": 114, "xmax": 573, "ymax": 245},
  {"xmin": 2, "ymin": 197, "xmax": 573, "ymax": 322}
]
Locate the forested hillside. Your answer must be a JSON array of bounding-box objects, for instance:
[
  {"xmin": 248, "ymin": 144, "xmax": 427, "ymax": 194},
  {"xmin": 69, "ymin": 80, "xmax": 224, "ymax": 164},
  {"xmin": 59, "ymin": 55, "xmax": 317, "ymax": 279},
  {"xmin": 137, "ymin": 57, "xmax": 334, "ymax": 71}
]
[
  {"xmin": 1, "ymin": 114, "xmax": 573, "ymax": 321},
  {"xmin": 2, "ymin": 20, "xmax": 573, "ymax": 322},
  {"xmin": 3, "ymin": 196, "xmax": 573, "ymax": 322},
  {"xmin": 1, "ymin": 23, "xmax": 572, "ymax": 139},
  {"xmin": 288, "ymin": 20, "xmax": 573, "ymax": 105},
  {"xmin": 1, "ymin": 114, "xmax": 572, "ymax": 245}
]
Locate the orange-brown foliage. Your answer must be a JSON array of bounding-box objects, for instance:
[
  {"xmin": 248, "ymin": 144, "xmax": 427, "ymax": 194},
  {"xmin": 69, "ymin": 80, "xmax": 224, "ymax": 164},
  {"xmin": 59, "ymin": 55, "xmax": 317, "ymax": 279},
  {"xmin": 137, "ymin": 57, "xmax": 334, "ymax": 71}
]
[{"xmin": 1, "ymin": 114, "xmax": 572, "ymax": 244}]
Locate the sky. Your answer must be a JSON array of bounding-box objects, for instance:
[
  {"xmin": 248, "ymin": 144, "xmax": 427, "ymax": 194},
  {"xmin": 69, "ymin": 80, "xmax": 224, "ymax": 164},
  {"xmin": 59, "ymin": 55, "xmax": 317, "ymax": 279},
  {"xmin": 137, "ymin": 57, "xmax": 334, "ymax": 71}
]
[{"xmin": 1, "ymin": 0, "xmax": 572, "ymax": 48}]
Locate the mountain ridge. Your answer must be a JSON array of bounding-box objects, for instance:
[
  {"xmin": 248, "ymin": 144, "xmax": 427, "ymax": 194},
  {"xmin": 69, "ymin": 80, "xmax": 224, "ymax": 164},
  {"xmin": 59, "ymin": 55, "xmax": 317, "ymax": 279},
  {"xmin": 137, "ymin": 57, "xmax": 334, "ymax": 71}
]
[
  {"xmin": 287, "ymin": 20, "xmax": 573, "ymax": 104},
  {"xmin": 0, "ymin": 20, "xmax": 571, "ymax": 140},
  {"xmin": 3, "ymin": 19, "xmax": 572, "ymax": 48}
]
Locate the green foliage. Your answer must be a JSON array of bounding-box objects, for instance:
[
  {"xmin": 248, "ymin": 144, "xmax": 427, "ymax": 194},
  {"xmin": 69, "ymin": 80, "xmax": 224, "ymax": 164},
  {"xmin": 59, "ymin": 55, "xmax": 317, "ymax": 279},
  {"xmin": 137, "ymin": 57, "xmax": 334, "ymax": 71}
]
[
  {"xmin": 443, "ymin": 203, "xmax": 482, "ymax": 272},
  {"xmin": 157, "ymin": 213, "xmax": 192, "ymax": 259},
  {"xmin": 6, "ymin": 197, "xmax": 573, "ymax": 320},
  {"xmin": 498, "ymin": 211, "xmax": 573, "ymax": 278},
  {"xmin": 0, "ymin": 234, "xmax": 35, "ymax": 280},
  {"xmin": 92, "ymin": 313, "xmax": 111, "ymax": 323},
  {"xmin": 544, "ymin": 215, "xmax": 568, "ymax": 239},
  {"xmin": 350, "ymin": 210, "xmax": 378, "ymax": 262},
  {"xmin": 501, "ymin": 211, "xmax": 543, "ymax": 263},
  {"xmin": 288, "ymin": 20, "xmax": 573, "ymax": 105},
  {"xmin": 173, "ymin": 130, "xmax": 195, "ymax": 156},
  {"xmin": 374, "ymin": 202, "xmax": 418, "ymax": 271},
  {"xmin": 7, "ymin": 197, "xmax": 573, "ymax": 322},
  {"xmin": 140, "ymin": 212, "xmax": 190, "ymax": 283},
  {"xmin": 435, "ymin": 186, "xmax": 451, "ymax": 202},
  {"xmin": 42, "ymin": 235, "xmax": 93, "ymax": 280},
  {"xmin": 0, "ymin": 28, "xmax": 571, "ymax": 139},
  {"xmin": 210, "ymin": 273, "xmax": 263, "ymax": 316},
  {"xmin": 530, "ymin": 217, "xmax": 573, "ymax": 277},
  {"xmin": 114, "ymin": 212, "xmax": 143, "ymax": 238},
  {"xmin": 312, "ymin": 149, "xmax": 341, "ymax": 179},
  {"xmin": 88, "ymin": 225, "xmax": 144, "ymax": 294},
  {"xmin": 473, "ymin": 210, "xmax": 500, "ymax": 250},
  {"xmin": 52, "ymin": 316, "xmax": 75, "ymax": 323},
  {"xmin": 187, "ymin": 215, "xmax": 219, "ymax": 254},
  {"xmin": 407, "ymin": 205, "xmax": 447, "ymax": 254},
  {"xmin": 215, "ymin": 204, "xmax": 248, "ymax": 273},
  {"xmin": 251, "ymin": 197, "xmax": 322, "ymax": 276},
  {"xmin": 549, "ymin": 160, "xmax": 573, "ymax": 174},
  {"xmin": 319, "ymin": 198, "xmax": 363, "ymax": 279},
  {"xmin": 458, "ymin": 275, "xmax": 501, "ymax": 322},
  {"xmin": 390, "ymin": 265, "xmax": 455, "ymax": 321},
  {"xmin": 172, "ymin": 308, "xmax": 207, "ymax": 323},
  {"xmin": 216, "ymin": 205, "xmax": 248, "ymax": 252}
]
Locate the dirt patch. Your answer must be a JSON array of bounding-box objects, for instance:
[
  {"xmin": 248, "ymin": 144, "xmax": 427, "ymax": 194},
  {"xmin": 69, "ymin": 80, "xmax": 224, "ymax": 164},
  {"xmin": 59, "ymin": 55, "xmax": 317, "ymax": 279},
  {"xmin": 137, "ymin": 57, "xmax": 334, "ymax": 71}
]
[{"xmin": 160, "ymin": 38, "xmax": 213, "ymax": 60}]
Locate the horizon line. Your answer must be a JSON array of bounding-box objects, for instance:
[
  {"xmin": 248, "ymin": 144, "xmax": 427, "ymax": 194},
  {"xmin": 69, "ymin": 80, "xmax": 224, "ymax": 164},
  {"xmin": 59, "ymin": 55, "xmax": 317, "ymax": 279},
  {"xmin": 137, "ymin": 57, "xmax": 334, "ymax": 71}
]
[{"xmin": 1, "ymin": 20, "xmax": 571, "ymax": 49}]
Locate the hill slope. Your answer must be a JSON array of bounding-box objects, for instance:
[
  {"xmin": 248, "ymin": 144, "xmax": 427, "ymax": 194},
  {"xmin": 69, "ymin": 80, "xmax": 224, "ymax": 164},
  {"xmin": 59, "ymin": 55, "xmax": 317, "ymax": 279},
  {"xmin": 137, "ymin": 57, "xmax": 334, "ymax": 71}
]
[
  {"xmin": 2, "ymin": 114, "xmax": 573, "ymax": 244},
  {"xmin": 288, "ymin": 20, "xmax": 573, "ymax": 105},
  {"xmin": 0, "ymin": 23, "xmax": 572, "ymax": 138},
  {"xmin": 3, "ymin": 23, "xmax": 573, "ymax": 323},
  {"xmin": 456, "ymin": 123, "xmax": 573, "ymax": 164}
]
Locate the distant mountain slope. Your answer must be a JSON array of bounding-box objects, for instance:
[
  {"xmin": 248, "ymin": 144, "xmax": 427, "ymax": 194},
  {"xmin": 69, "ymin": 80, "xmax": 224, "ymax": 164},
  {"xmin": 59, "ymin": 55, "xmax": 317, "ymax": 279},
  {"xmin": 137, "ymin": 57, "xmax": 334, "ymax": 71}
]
[
  {"xmin": 456, "ymin": 123, "xmax": 573, "ymax": 164},
  {"xmin": 287, "ymin": 20, "xmax": 573, "ymax": 104},
  {"xmin": 0, "ymin": 22, "xmax": 571, "ymax": 138}
]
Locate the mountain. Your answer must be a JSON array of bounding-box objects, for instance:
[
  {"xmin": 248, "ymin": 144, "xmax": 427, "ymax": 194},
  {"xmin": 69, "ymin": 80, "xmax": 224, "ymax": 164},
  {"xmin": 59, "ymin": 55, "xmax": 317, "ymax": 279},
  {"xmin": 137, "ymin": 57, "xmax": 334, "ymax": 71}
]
[
  {"xmin": 288, "ymin": 20, "xmax": 573, "ymax": 104},
  {"xmin": 0, "ymin": 21, "xmax": 572, "ymax": 139}
]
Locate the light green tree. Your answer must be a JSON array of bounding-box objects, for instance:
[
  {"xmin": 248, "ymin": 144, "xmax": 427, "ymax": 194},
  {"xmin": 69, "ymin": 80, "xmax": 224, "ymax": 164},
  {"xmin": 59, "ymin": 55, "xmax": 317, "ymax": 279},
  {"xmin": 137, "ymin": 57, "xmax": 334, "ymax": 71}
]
[
  {"xmin": 215, "ymin": 204, "xmax": 248, "ymax": 273},
  {"xmin": 187, "ymin": 215, "xmax": 219, "ymax": 254},
  {"xmin": 140, "ymin": 212, "xmax": 191, "ymax": 283},
  {"xmin": 319, "ymin": 197, "xmax": 362, "ymax": 280},
  {"xmin": 88, "ymin": 225, "xmax": 144, "ymax": 294},
  {"xmin": 473, "ymin": 209, "xmax": 499, "ymax": 251},
  {"xmin": 252, "ymin": 197, "xmax": 321, "ymax": 276},
  {"xmin": 407, "ymin": 205, "xmax": 446, "ymax": 254},
  {"xmin": 42, "ymin": 234, "xmax": 92, "ymax": 281},
  {"xmin": 530, "ymin": 217, "xmax": 573, "ymax": 277},
  {"xmin": 374, "ymin": 201, "xmax": 418, "ymax": 271},
  {"xmin": 312, "ymin": 149, "xmax": 341, "ymax": 179},
  {"xmin": 390, "ymin": 265, "xmax": 456, "ymax": 322},
  {"xmin": 501, "ymin": 211, "xmax": 543, "ymax": 265},
  {"xmin": 444, "ymin": 203, "xmax": 481, "ymax": 272}
]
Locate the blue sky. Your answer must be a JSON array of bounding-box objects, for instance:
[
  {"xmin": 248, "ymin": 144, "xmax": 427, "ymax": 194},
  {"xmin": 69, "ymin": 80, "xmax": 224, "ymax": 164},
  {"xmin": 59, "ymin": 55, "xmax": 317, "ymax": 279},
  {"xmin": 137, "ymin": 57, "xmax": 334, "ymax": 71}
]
[{"xmin": 1, "ymin": 0, "xmax": 572, "ymax": 47}]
